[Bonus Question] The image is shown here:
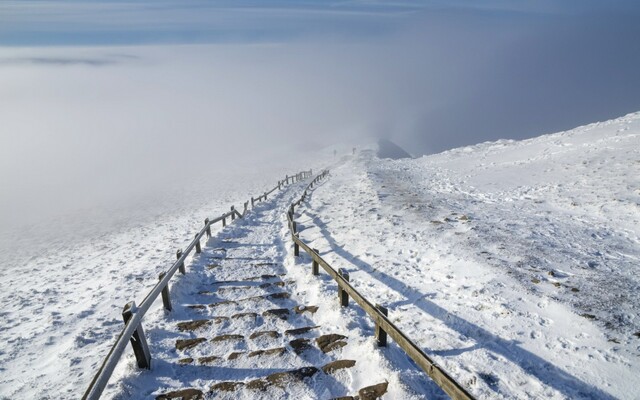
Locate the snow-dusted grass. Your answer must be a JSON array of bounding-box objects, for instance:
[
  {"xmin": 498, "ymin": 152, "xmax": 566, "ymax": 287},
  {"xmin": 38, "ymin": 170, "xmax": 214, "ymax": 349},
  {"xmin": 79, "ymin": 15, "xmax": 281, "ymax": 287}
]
[{"xmin": 301, "ymin": 112, "xmax": 640, "ymax": 399}]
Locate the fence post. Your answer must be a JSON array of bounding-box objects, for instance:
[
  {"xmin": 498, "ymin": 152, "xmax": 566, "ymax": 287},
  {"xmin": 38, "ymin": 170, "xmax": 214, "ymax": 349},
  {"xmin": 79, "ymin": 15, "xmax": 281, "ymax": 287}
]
[
  {"xmin": 264, "ymin": 192, "xmax": 268, "ymax": 200},
  {"xmin": 294, "ymin": 233, "xmax": 299, "ymax": 257},
  {"xmin": 176, "ymin": 250, "xmax": 185, "ymax": 274},
  {"xmin": 159, "ymin": 273, "xmax": 172, "ymax": 311},
  {"xmin": 278, "ymin": 180, "xmax": 281, "ymax": 190},
  {"xmin": 310, "ymin": 169, "xmax": 313, "ymax": 176},
  {"xmin": 122, "ymin": 301, "xmax": 151, "ymax": 369},
  {"xmin": 251, "ymin": 197, "xmax": 254, "ymax": 208},
  {"xmin": 205, "ymin": 218, "xmax": 211, "ymax": 238},
  {"xmin": 312, "ymin": 248, "xmax": 319, "ymax": 276},
  {"xmin": 338, "ymin": 268, "xmax": 350, "ymax": 307},
  {"xmin": 292, "ymin": 221, "xmax": 297, "ymax": 234},
  {"xmin": 231, "ymin": 206, "xmax": 235, "ymax": 221},
  {"xmin": 222, "ymin": 215, "xmax": 226, "ymax": 227},
  {"xmin": 195, "ymin": 234, "xmax": 201, "ymax": 254},
  {"xmin": 286, "ymin": 175, "xmax": 289, "ymax": 184},
  {"xmin": 243, "ymin": 201, "xmax": 248, "ymax": 217},
  {"xmin": 375, "ymin": 304, "xmax": 388, "ymax": 347}
]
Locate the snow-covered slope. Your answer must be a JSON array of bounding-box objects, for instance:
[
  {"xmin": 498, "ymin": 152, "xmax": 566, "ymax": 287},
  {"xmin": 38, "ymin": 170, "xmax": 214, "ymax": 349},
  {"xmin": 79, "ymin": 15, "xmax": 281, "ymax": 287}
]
[
  {"xmin": 0, "ymin": 150, "xmax": 334, "ymax": 398},
  {"xmin": 301, "ymin": 112, "xmax": 640, "ymax": 399}
]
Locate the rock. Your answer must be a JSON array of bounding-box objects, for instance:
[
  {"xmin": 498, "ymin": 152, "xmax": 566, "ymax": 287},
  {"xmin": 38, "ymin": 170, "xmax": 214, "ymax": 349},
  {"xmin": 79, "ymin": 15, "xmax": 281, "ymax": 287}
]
[
  {"xmin": 187, "ymin": 305, "xmax": 206, "ymax": 310},
  {"xmin": 316, "ymin": 334, "xmax": 347, "ymax": 353},
  {"xmin": 227, "ymin": 352, "xmax": 244, "ymax": 360},
  {"xmin": 248, "ymin": 347, "xmax": 286, "ymax": 357},
  {"xmin": 260, "ymin": 281, "xmax": 286, "ymax": 288},
  {"xmin": 175, "ymin": 338, "xmax": 206, "ymax": 351},
  {"xmin": 265, "ymin": 367, "xmax": 319, "ymax": 387},
  {"xmin": 289, "ymin": 338, "xmax": 312, "ymax": 354},
  {"xmin": 322, "ymin": 359, "xmax": 356, "ymax": 374},
  {"xmin": 245, "ymin": 379, "xmax": 268, "ymax": 390},
  {"xmin": 294, "ymin": 305, "xmax": 319, "ymax": 314},
  {"xmin": 580, "ymin": 313, "xmax": 597, "ymax": 320},
  {"xmin": 208, "ymin": 300, "xmax": 237, "ymax": 308},
  {"xmin": 156, "ymin": 388, "xmax": 203, "ymax": 400},
  {"xmin": 267, "ymin": 292, "xmax": 290, "ymax": 300},
  {"xmin": 358, "ymin": 382, "xmax": 389, "ymax": 400},
  {"xmin": 211, "ymin": 334, "xmax": 244, "ymax": 343},
  {"xmin": 177, "ymin": 320, "xmax": 212, "ymax": 332},
  {"xmin": 178, "ymin": 358, "xmax": 193, "ymax": 365},
  {"xmin": 285, "ymin": 326, "xmax": 320, "ymax": 336},
  {"xmin": 211, "ymin": 381, "xmax": 244, "ymax": 392},
  {"xmin": 198, "ymin": 355, "xmax": 220, "ymax": 365},
  {"xmin": 262, "ymin": 308, "xmax": 290, "ymax": 319},
  {"xmin": 230, "ymin": 312, "xmax": 257, "ymax": 320},
  {"xmin": 249, "ymin": 330, "xmax": 280, "ymax": 340}
]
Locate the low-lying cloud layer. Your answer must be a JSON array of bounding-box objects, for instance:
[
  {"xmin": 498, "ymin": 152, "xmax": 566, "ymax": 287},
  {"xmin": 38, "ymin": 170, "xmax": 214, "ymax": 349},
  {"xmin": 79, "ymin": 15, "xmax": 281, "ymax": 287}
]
[{"xmin": 1, "ymin": 1, "xmax": 640, "ymax": 232}]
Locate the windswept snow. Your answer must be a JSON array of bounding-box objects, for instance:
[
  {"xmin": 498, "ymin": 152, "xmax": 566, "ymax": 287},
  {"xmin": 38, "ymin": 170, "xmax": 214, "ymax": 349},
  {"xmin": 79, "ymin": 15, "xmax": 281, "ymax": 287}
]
[{"xmin": 300, "ymin": 112, "xmax": 640, "ymax": 399}]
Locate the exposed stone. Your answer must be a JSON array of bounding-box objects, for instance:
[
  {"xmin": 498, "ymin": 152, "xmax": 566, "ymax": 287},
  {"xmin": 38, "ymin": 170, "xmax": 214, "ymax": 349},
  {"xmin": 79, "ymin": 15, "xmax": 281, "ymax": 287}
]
[
  {"xmin": 211, "ymin": 334, "xmax": 244, "ymax": 343},
  {"xmin": 322, "ymin": 359, "xmax": 356, "ymax": 374},
  {"xmin": 198, "ymin": 290, "xmax": 213, "ymax": 295},
  {"xmin": 580, "ymin": 313, "xmax": 597, "ymax": 320},
  {"xmin": 231, "ymin": 312, "xmax": 257, "ymax": 320},
  {"xmin": 262, "ymin": 308, "xmax": 290, "ymax": 319},
  {"xmin": 175, "ymin": 338, "xmax": 206, "ymax": 351},
  {"xmin": 210, "ymin": 381, "xmax": 244, "ymax": 392},
  {"xmin": 177, "ymin": 319, "xmax": 212, "ymax": 332},
  {"xmin": 294, "ymin": 305, "xmax": 319, "ymax": 314},
  {"xmin": 289, "ymin": 338, "xmax": 312, "ymax": 354},
  {"xmin": 198, "ymin": 356, "xmax": 220, "ymax": 365},
  {"xmin": 207, "ymin": 264, "xmax": 221, "ymax": 270},
  {"xmin": 156, "ymin": 388, "xmax": 203, "ymax": 400},
  {"xmin": 267, "ymin": 292, "xmax": 290, "ymax": 300},
  {"xmin": 208, "ymin": 300, "xmax": 237, "ymax": 308},
  {"xmin": 187, "ymin": 305, "xmax": 206, "ymax": 310},
  {"xmin": 285, "ymin": 326, "xmax": 320, "ymax": 336},
  {"xmin": 249, "ymin": 330, "xmax": 279, "ymax": 340},
  {"xmin": 316, "ymin": 334, "xmax": 348, "ymax": 353},
  {"xmin": 227, "ymin": 352, "xmax": 245, "ymax": 360},
  {"xmin": 265, "ymin": 366, "xmax": 319, "ymax": 388},
  {"xmin": 178, "ymin": 358, "xmax": 193, "ymax": 365},
  {"xmin": 248, "ymin": 347, "xmax": 286, "ymax": 357},
  {"xmin": 358, "ymin": 382, "xmax": 389, "ymax": 400},
  {"xmin": 245, "ymin": 379, "xmax": 268, "ymax": 391},
  {"xmin": 260, "ymin": 281, "xmax": 286, "ymax": 288}
]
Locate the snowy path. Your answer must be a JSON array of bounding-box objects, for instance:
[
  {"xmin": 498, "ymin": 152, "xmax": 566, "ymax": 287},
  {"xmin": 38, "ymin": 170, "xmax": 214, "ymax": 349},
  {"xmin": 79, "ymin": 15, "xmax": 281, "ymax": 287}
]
[{"xmin": 107, "ymin": 178, "xmax": 396, "ymax": 399}]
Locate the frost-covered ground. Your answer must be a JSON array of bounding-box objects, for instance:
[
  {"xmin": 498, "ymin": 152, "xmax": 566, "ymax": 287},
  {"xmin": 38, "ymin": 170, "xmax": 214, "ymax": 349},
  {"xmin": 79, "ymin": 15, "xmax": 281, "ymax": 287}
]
[
  {"xmin": 0, "ymin": 151, "xmax": 331, "ymax": 399},
  {"xmin": 2, "ymin": 112, "xmax": 639, "ymax": 399},
  {"xmin": 298, "ymin": 112, "xmax": 640, "ymax": 399}
]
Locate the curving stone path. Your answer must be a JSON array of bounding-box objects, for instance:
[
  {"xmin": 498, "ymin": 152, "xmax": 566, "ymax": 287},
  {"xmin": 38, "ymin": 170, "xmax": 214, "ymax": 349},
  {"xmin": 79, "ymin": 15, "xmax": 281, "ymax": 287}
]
[{"xmin": 113, "ymin": 179, "xmax": 388, "ymax": 400}]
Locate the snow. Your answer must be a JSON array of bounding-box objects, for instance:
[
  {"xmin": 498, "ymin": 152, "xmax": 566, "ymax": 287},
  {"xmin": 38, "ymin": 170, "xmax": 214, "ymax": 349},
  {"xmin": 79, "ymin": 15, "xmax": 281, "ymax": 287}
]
[
  {"xmin": 300, "ymin": 112, "xmax": 640, "ymax": 399},
  {"xmin": 0, "ymin": 154, "xmax": 330, "ymax": 399},
  {"xmin": 1, "ymin": 111, "xmax": 639, "ymax": 399}
]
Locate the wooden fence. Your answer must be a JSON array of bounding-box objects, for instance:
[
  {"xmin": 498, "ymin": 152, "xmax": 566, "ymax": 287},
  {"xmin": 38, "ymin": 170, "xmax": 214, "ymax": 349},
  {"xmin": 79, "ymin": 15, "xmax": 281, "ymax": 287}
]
[
  {"xmin": 287, "ymin": 170, "xmax": 476, "ymax": 400},
  {"xmin": 82, "ymin": 170, "xmax": 313, "ymax": 400}
]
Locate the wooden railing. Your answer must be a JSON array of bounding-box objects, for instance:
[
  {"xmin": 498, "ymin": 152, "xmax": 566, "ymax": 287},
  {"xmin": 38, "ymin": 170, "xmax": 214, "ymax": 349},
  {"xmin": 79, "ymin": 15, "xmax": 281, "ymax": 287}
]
[
  {"xmin": 287, "ymin": 170, "xmax": 476, "ymax": 400},
  {"xmin": 82, "ymin": 170, "xmax": 312, "ymax": 400}
]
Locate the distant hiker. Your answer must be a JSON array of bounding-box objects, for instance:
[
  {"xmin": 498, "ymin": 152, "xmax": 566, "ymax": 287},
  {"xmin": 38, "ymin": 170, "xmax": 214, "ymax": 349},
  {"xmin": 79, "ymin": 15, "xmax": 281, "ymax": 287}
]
[{"xmin": 352, "ymin": 147, "xmax": 356, "ymax": 155}]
